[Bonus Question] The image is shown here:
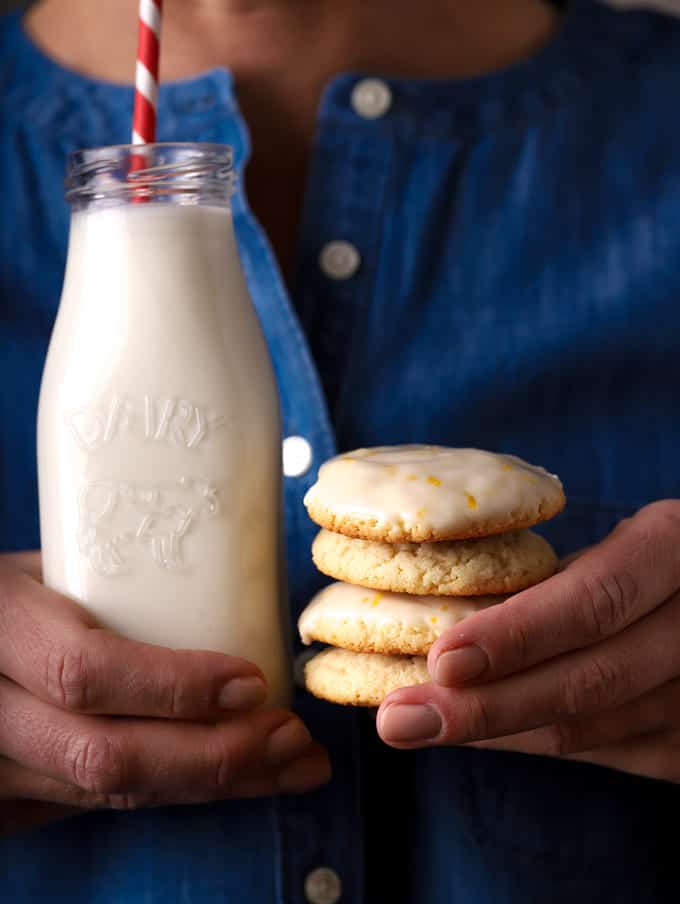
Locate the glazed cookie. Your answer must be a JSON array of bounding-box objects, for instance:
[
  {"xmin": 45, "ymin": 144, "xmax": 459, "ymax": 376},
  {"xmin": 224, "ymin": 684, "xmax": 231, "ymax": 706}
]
[
  {"xmin": 298, "ymin": 581, "xmax": 502, "ymax": 655},
  {"xmin": 311, "ymin": 527, "xmax": 557, "ymax": 596},
  {"xmin": 304, "ymin": 648, "xmax": 429, "ymax": 707},
  {"xmin": 304, "ymin": 445, "xmax": 565, "ymax": 542}
]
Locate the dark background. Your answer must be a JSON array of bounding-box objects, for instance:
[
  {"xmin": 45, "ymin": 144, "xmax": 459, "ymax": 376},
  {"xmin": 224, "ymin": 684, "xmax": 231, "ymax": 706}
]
[{"xmin": 1, "ymin": 0, "xmax": 26, "ymax": 12}]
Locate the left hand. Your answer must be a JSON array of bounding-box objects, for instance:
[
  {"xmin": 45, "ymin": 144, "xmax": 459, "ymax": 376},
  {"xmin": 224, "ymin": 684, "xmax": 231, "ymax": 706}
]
[{"xmin": 377, "ymin": 500, "xmax": 680, "ymax": 783}]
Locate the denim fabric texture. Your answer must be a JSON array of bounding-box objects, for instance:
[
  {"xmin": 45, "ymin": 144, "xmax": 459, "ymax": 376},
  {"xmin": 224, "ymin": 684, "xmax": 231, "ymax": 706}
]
[{"xmin": 0, "ymin": 1, "xmax": 678, "ymax": 901}]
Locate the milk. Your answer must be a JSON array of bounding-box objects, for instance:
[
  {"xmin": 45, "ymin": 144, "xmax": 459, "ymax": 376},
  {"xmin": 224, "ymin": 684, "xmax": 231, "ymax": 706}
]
[{"xmin": 38, "ymin": 201, "xmax": 291, "ymax": 706}]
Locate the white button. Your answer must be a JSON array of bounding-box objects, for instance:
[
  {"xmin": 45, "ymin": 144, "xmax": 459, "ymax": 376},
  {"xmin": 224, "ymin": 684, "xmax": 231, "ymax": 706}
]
[
  {"xmin": 351, "ymin": 78, "xmax": 392, "ymax": 119},
  {"xmin": 282, "ymin": 435, "xmax": 313, "ymax": 478},
  {"xmin": 319, "ymin": 241, "xmax": 361, "ymax": 281},
  {"xmin": 304, "ymin": 867, "xmax": 342, "ymax": 904}
]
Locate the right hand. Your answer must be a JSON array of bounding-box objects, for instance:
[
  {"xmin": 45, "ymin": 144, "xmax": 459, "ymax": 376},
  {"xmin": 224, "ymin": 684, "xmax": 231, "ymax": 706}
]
[{"xmin": 0, "ymin": 553, "xmax": 330, "ymax": 837}]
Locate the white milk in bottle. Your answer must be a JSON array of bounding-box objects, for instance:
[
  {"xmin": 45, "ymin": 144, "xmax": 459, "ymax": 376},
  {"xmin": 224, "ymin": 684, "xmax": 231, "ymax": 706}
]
[{"xmin": 38, "ymin": 144, "xmax": 291, "ymax": 706}]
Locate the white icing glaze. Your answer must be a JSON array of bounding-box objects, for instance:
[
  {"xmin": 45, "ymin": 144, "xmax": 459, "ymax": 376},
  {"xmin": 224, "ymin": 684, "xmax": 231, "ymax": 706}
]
[
  {"xmin": 303, "ymin": 445, "xmax": 563, "ymax": 535},
  {"xmin": 298, "ymin": 581, "xmax": 503, "ymax": 645}
]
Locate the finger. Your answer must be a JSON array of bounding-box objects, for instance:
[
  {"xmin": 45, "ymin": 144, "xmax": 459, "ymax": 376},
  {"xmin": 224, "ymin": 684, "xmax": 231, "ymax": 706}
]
[
  {"xmin": 0, "ymin": 756, "xmax": 112, "ymax": 807},
  {"xmin": 467, "ymin": 677, "xmax": 680, "ymax": 757},
  {"xmin": 429, "ymin": 501, "xmax": 680, "ymax": 687},
  {"xmin": 378, "ymin": 590, "xmax": 680, "ymax": 747},
  {"xmin": 0, "ymin": 743, "xmax": 331, "ymax": 812},
  {"xmin": 0, "ymin": 677, "xmax": 329, "ymax": 799},
  {"xmin": 0, "ymin": 551, "xmax": 42, "ymax": 582},
  {"xmin": 228, "ymin": 744, "xmax": 332, "ymax": 798},
  {"xmin": 568, "ymin": 729, "xmax": 680, "ymax": 783},
  {"xmin": 0, "ymin": 567, "xmax": 268, "ymax": 717}
]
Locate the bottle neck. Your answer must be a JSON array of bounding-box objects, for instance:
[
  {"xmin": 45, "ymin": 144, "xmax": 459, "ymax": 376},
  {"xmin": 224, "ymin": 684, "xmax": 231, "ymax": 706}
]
[{"xmin": 66, "ymin": 143, "xmax": 235, "ymax": 211}]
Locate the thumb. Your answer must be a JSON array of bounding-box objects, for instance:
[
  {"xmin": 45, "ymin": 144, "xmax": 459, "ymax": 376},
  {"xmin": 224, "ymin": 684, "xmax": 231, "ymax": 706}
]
[{"xmin": 0, "ymin": 551, "xmax": 43, "ymax": 582}]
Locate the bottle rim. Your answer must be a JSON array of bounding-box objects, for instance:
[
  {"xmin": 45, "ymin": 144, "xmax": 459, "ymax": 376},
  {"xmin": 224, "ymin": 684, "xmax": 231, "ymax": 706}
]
[{"xmin": 65, "ymin": 143, "xmax": 235, "ymax": 207}]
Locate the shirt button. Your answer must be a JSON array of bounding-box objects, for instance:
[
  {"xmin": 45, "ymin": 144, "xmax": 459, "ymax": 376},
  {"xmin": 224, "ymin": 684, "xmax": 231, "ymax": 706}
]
[
  {"xmin": 282, "ymin": 436, "xmax": 313, "ymax": 478},
  {"xmin": 304, "ymin": 867, "xmax": 342, "ymax": 904},
  {"xmin": 351, "ymin": 77, "xmax": 392, "ymax": 119},
  {"xmin": 319, "ymin": 240, "xmax": 361, "ymax": 280}
]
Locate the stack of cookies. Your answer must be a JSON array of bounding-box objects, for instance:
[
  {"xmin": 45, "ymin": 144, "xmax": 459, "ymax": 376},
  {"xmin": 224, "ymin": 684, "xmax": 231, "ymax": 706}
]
[{"xmin": 298, "ymin": 445, "xmax": 565, "ymax": 706}]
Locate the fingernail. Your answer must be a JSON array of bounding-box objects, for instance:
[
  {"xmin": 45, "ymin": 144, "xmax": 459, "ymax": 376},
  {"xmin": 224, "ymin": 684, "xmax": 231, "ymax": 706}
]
[
  {"xmin": 434, "ymin": 646, "xmax": 488, "ymax": 686},
  {"xmin": 218, "ymin": 676, "xmax": 267, "ymax": 710},
  {"xmin": 277, "ymin": 753, "xmax": 332, "ymax": 794},
  {"xmin": 265, "ymin": 719, "xmax": 312, "ymax": 766},
  {"xmin": 379, "ymin": 704, "xmax": 442, "ymax": 744}
]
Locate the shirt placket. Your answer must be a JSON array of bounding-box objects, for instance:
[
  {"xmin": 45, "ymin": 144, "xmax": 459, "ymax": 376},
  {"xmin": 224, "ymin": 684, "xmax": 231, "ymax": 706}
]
[
  {"xmin": 178, "ymin": 71, "xmax": 398, "ymax": 904},
  {"xmin": 292, "ymin": 77, "xmax": 395, "ymax": 435},
  {"xmin": 213, "ymin": 87, "xmax": 360, "ymax": 903},
  {"xmin": 275, "ymin": 76, "xmax": 397, "ymax": 904}
]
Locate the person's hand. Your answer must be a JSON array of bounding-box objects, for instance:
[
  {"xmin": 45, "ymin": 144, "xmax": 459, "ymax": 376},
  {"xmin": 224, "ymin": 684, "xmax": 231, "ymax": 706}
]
[
  {"xmin": 0, "ymin": 552, "xmax": 329, "ymax": 836},
  {"xmin": 377, "ymin": 500, "xmax": 680, "ymax": 783}
]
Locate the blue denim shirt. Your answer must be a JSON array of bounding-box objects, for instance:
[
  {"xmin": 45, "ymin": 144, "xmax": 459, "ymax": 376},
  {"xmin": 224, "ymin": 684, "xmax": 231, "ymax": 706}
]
[{"xmin": 1, "ymin": 1, "xmax": 678, "ymax": 901}]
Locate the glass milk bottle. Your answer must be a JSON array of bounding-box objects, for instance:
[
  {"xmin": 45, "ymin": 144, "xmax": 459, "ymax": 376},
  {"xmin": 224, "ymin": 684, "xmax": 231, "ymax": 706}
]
[{"xmin": 38, "ymin": 144, "xmax": 291, "ymax": 706}]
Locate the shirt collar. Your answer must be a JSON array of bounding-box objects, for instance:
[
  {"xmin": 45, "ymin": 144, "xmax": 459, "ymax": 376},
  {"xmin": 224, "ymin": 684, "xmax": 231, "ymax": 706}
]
[
  {"xmin": 0, "ymin": 1, "xmax": 666, "ymax": 141},
  {"xmin": 0, "ymin": 10, "xmax": 236, "ymax": 129}
]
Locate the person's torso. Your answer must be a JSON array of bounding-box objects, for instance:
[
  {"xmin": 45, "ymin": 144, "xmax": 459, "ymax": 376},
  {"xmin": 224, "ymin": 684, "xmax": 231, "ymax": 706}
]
[{"xmin": 0, "ymin": 2, "xmax": 677, "ymax": 901}]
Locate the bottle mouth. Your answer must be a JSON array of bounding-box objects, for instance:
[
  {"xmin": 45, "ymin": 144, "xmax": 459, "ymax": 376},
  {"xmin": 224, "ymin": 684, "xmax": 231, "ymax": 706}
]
[{"xmin": 65, "ymin": 143, "xmax": 235, "ymax": 206}]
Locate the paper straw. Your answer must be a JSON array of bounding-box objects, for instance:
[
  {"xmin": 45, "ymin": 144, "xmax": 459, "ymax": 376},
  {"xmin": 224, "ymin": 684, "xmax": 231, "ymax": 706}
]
[{"xmin": 132, "ymin": 0, "xmax": 163, "ymax": 152}]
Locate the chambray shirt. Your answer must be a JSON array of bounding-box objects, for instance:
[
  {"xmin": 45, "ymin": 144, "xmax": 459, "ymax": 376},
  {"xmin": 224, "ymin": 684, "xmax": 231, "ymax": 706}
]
[{"xmin": 1, "ymin": 1, "xmax": 679, "ymax": 901}]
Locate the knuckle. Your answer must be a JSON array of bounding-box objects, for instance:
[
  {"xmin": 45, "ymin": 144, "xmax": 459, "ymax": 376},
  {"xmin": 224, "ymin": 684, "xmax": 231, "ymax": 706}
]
[
  {"xmin": 45, "ymin": 644, "xmax": 95, "ymax": 711},
  {"xmin": 67, "ymin": 733, "xmax": 127, "ymax": 795},
  {"xmin": 66, "ymin": 789, "xmax": 110, "ymax": 810},
  {"xmin": 145, "ymin": 649, "xmax": 194, "ymax": 718},
  {"xmin": 214, "ymin": 747, "xmax": 235, "ymax": 791},
  {"xmin": 639, "ymin": 499, "xmax": 680, "ymax": 531},
  {"xmin": 506, "ymin": 619, "xmax": 532, "ymax": 671},
  {"xmin": 159, "ymin": 658, "xmax": 185, "ymax": 718},
  {"xmin": 635, "ymin": 500, "xmax": 680, "ymax": 587},
  {"xmin": 76, "ymin": 791, "xmax": 154, "ymax": 811},
  {"xmin": 460, "ymin": 693, "xmax": 492, "ymax": 741},
  {"xmin": 103, "ymin": 792, "xmax": 155, "ymax": 811},
  {"xmin": 579, "ymin": 570, "xmax": 637, "ymax": 640},
  {"xmin": 545, "ymin": 721, "xmax": 583, "ymax": 757},
  {"xmin": 559, "ymin": 656, "xmax": 631, "ymax": 716}
]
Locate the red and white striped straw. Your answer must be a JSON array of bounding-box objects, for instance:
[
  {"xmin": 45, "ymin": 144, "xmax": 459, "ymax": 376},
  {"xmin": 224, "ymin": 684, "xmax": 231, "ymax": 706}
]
[{"xmin": 132, "ymin": 0, "xmax": 163, "ymax": 147}]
